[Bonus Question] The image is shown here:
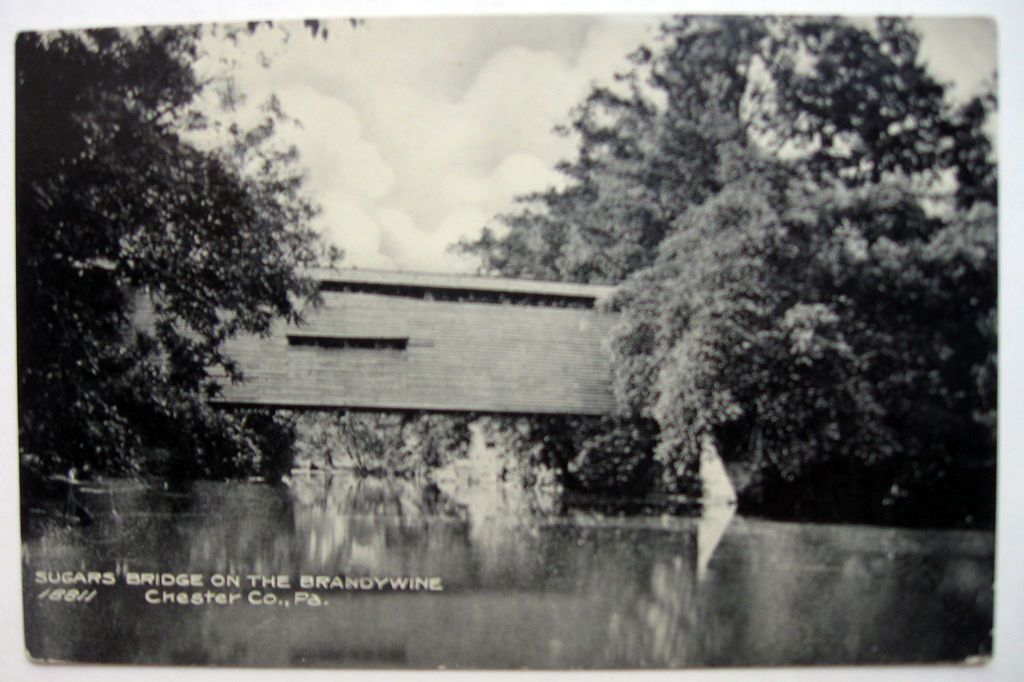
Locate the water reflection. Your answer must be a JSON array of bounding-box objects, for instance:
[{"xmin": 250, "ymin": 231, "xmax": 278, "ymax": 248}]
[{"xmin": 23, "ymin": 475, "xmax": 993, "ymax": 668}]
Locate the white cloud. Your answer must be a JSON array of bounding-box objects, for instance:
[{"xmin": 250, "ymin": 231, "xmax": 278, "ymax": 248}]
[
  {"xmin": 375, "ymin": 206, "xmax": 485, "ymax": 273},
  {"xmin": 222, "ymin": 16, "xmax": 649, "ymax": 273},
  {"xmin": 316, "ymin": 195, "xmax": 394, "ymax": 269},
  {"xmin": 275, "ymin": 85, "xmax": 395, "ymax": 201},
  {"xmin": 913, "ymin": 17, "xmax": 997, "ymax": 103},
  {"xmin": 355, "ymin": 19, "xmax": 653, "ymax": 265},
  {"xmin": 441, "ymin": 153, "xmax": 565, "ymax": 206}
]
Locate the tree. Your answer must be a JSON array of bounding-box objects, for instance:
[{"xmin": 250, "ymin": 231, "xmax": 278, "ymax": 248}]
[
  {"xmin": 292, "ymin": 412, "xmax": 473, "ymax": 475},
  {"xmin": 16, "ymin": 27, "xmax": 326, "ymax": 478},
  {"xmin": 462, "ymin": 16, "xmax": 997, "ymax": 526},
  {"xmin": 482, "ymin": 415, "xmax": 661, "ymax": 494},
  {"xmin": 609, "ymin": 180, "xmax": 995, "ymax": 525},
  {"xmin": 461, "ymin": 17, "xmax": 993, "ymax": 283}
]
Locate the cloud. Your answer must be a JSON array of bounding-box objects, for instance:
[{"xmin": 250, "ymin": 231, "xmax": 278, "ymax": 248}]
[
  {"xmin": 913, "ymin": 17, "xmax": 996, "ymax": 102},
  {"xmin": 376, "ymin": 206, "xmax": 484, "ymax": 273},
  {"xmin": 441, "ymin": 153, "xmax": 566, "ymax": 207},
  {"xmin": 194, "ymin": 17, "xmax": 661, "ymax": 272},
  {"xmin": 316, "ymin": 195, "xmax": 393, "ymax": 269},
  {"xmin": 275, "ymin": 85, "xmax": 395, "ymax": 201}
]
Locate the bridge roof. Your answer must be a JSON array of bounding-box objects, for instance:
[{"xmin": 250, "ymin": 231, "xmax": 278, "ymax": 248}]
[{"xmin": 210, "ymin": 270, "xmax": 620, "ymax": 415}]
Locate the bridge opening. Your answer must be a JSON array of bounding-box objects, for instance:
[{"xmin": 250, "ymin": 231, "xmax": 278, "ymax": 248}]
[
  {"xmin": 318, "ymin": 280, "xmax": 599, "ymax": 308},
  {"xmin": 286, "ymin": 334, "xmax": 409, "ymax": 351}
]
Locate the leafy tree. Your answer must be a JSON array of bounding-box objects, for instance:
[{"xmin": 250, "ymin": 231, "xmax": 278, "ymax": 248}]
[
  {"xmin": 16, "ymin": 27, "xmax": 326, "ymax": 479},
  {"xmin": 483, "ymin": 415, "xmax": 661, "ymax": 494},
  {"xmin": 292, "ymin": 412, "xmax": 473, "ymax": 475},
  {"xmin": 610, "ymin": 181, "xmax": 995, "ymax": 525},
  {"xmin": 462, "ymin": 16, "xmax": 997, "ymax": 526},
  {"xmin": 461, "ymin": 16, "xmax": 993, "ymax": 283}
]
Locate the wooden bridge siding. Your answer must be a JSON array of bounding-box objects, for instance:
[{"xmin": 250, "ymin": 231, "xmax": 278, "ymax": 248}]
[{"xmin": 212, "ymin": 291, "xmax": 619, "ymax": 415}]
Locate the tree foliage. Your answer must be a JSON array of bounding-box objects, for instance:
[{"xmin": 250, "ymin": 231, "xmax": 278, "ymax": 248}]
[
  {"xmin": 461, "ymin": 16, "xmax": 994, "ymax": 283},
  {"xmin": 482, "ymin": 415, "xmax": 661, "ymax": 494},
  {"xmin": 16, "ymin": 27, "xmax": 326, "ymax": 478},
  {"xmin": 461, "ymin": 16, "xmax": 996, "ymax": 526},
  {"xmin": 611, "ymin": 182, "xmax": 995, "ymax": 524},
  {"xmin": 293, "ymin": 412, "xmax": 473, "ymax": 475}
]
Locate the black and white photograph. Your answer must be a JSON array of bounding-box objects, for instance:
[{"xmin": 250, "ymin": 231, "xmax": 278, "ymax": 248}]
[{"xmin": 7, "ymin": 1, "xmax": 1013, "ymax": 676}]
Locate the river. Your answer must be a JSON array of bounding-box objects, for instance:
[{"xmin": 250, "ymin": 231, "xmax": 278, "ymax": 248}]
[{"xmin": 22, "ymin": 474, "xmax": 993, "ymax": 668}]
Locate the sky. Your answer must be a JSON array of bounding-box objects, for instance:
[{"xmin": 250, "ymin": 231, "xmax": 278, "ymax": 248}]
[
  {"xmin": 195, "ymin": 16, "xmax": 659, "ymax": 272},
  {"xmin": 193, "ymin": 15, "xmax": 996, "ymax": 274}
]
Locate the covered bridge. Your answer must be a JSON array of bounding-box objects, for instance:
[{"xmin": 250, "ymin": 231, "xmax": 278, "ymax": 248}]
[{"xmin": 209, "ymin": 268, "xmax": 620, "ymax": 415}]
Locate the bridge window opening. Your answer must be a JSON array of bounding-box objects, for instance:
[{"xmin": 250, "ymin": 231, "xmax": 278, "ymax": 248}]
[
  {"xmin": 287, "ymin": 335, "xmax": 409, "ymax": 350},
  {"xmin": 318, "ymin": 281, "xmax": 597, "ymax": 308}
]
